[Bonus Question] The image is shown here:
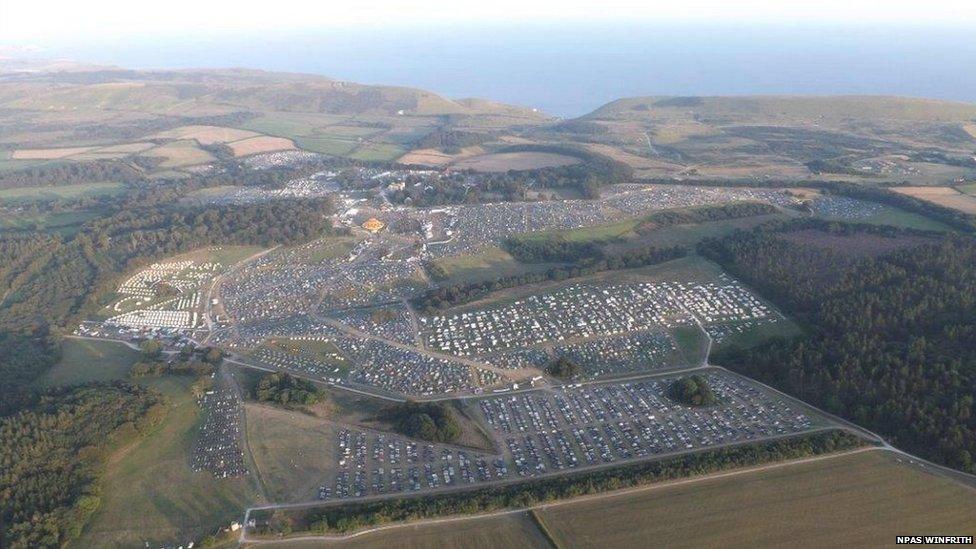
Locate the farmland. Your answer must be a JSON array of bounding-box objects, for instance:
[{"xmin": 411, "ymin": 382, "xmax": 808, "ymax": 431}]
[
  {"xmin": 0, "ymin": 181, "xmax": 126, "ymax": 202},
  {"xmin": 451, "ymin": 151, "xmax": 581, "ymax": 172},
  {"xmin": 893, "ymin": 186, "xmax": 976, "ymax": 214},
  {"xmin": 535, "ymin": 450, "xmax": 976, "ymax": 548}
]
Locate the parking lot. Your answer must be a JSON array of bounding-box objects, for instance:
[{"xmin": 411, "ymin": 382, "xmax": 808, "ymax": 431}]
[
  {"xmin": 478, "ymin": 371, "xmax": 816, "ymax": 477},
  {"xmin": 322, "ymin": 428, "xmax": 507, "ymax": 501},
  {"xmin": 191, "ymin": 373, "xmax": 249, "ymax": 478}
]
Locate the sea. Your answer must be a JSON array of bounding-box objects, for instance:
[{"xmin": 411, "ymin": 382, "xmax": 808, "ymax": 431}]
[{"xmin": 37, "ymin": 23, "xmax": 976, "ymax": 118}]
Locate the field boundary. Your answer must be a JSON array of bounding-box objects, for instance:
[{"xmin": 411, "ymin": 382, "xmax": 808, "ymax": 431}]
[{"xmin": 239, "ymin": 445, "xmax": 880, "ymax": 545}]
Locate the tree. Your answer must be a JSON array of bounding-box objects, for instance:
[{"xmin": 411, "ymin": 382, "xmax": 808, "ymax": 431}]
[
  {"xmin": 547, "ymin": 357, "xmax": 582, "ymax": 379},
  {"xmin": 668, "ymin": 375, "xmax": 717, "ymax": 407},
  {"xmin": 140, "ymin": 340, "xmax": 163, "ymax": 361}
]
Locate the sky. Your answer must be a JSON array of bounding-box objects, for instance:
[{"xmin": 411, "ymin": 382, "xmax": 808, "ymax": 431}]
[{"xmin": 3, "ymin": 0, "xmax": 976, "ymax": 42}]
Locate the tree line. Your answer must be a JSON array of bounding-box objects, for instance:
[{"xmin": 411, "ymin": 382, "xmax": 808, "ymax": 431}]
[
  {"xmin": 253, "ymin": 430, "xmax": 864, "ymax": 536},
  {"xmin": 0, "ymin": 383, "xmax": 166, "ymax": 548},
  {"xmin": 700, "ymin": 219, "xmax": 976, "ymax": 472}
]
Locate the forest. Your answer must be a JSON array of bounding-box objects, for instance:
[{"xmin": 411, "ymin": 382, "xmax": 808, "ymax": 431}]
[
  {"xmin": 0, "ymin": 383, "xmax": 166, "ymax": 548},
  {"xmin": 700, "ymin": 220, "xmax": 976, "ymax": 472}
]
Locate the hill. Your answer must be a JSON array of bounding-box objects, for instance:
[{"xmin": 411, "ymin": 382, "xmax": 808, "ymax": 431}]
[
  {"xmin": 0, "ymin": 68, "xmax": 552, "ymax": 169},
  {"xmin": 529, "ymin": 95, "xmax": 976, "ymax": 182}
]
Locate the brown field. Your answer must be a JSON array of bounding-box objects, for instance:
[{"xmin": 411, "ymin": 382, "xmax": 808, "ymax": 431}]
[
  {"xmin": 251, "ymin": 512, "xmax": 551, "ymax": 549},
  {"xmin": 583, "ymin": 143, "xmax": 682, "ymax": 171},
  {"xmin": 245, "ymin": 403, "xmax": 340, "ymax": 502},
  {"xmin": 143, "ymin": 140, "xmax": 215, "ymax": 168},
  {"xmin": 779, "ymin": 229, "xmax": 934, "ymax": 258},
  {"xmin": 451, "ymin": 151, "xmax": 580, "ymax": 172},
  {"xmin": 536, "ymin": 450, "xmax": 976, "ymax": 549},
  {"xmin": 153, "ymin": 125, "xmax": 260, "ymax": 144},
  {"xmin": 12, "ymin": 146, "xmax": 94, "ymax": 159},
  {"xmin": 228, "ymin": 135, "xmax": 296, "ymax": 156},
  {"xmin": 398, "ymin": 146, "xmax": 484, "ymax": 167},
  {"xmin": 963, "ymin": 124, "xmax": 976, "ymax": 139},
  {"xmin": 893, "ymin": 186, "xmax": 976, "ymax": 214}
]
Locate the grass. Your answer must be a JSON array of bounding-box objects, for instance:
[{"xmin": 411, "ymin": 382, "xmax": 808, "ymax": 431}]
[
  {"xmin": 0, "ymin": 181, "xmax": 126, "ymax": 203},
  {"xmin": 957, "ymin": 183, "xmax": 976, "ymax": 195},
  {"xmin": 294, "ymin": 136, "xmax": 358, "ymax": 156},
  {"xmin": 264, "ymin": 512, "xmax": 551, "ymax": 548},
  {"xmin": 303, "ymin": 237, "xmax": 357, "ymax": 263},
  {"xmin": 348, "ymin": 142, "xmax": 407, "ymax": 162},
  {"xmin": 816, "ymin": 204, "xmax": 953, "ymax": 232},
  {"xmin": 536, "ymin": 450, "xmax": 976, "ymax": 548},
  {"xmin": 711, "ymin": 318, "xmax": 803, "ymax": 352},
  {"xmin": 431, "ymin": 246, "xmax": 560, "ymax": 285},
  {"xmin": 0, "ymin": 209, "xmax": 101, "ymax": 235},
  {"xmin": 671, "ymin": 325, "xmax": 709, "ymax": 366},
  {"xmin": 77, "ymin": 376, "xmax": 264, "ymax": 548},
  {"xmin": 516, "ymin": 208, "xmax": 792, "ymax": 249},
  {"xmin": 244, "ymin": 403, "xmax": 340, "ymax": 502},
  {"xmin": 36, "ymin": 338, "xmax": 141, "ymax": 387}
]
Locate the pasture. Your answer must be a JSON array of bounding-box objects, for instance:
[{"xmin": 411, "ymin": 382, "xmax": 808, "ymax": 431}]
[
  {"xmin": 153, "ymin": 125, "xmax": 259, "ymax": 144},
  {"xmin": 77, "ymin": 377, "xmax": 263, "ymax": 548},
  {"xmin": 245, "ymin": 403, "xmax": 341, "ymax": 502},
  {"xmin": 36, "ymin": 337, "xmax": 141, "ymax": 387},
  {"xmin": 0, "ymin": 181, "xmax": 126, "ymax": 203},
  {"xmin": 893, "ymin": 186, "xmax": 976, "ymax": 214},
  {"xmin": 260, "ymin": 512, "xmax": 551, "ymax": 549},
  {"xmin": 143, "ymin": 139, "xmax": 215, "ymax": 168},
  {"xmin": 0, "ymin": 209, "xmax": 100, "ymax": 235},
  {"xmin": 451, "ymin": 151, "xmax": 581, "ymax": 172},
  {"xmin": 11, "ymin": 146, "xmax": 94, "ymax": 159},
  {"xmin": 535, "ymin": 450, "xmax": 976, "ymax": 549},
  {"xmin": 228, "ymin": 135, "xmax": 296, "ymax": 156}
]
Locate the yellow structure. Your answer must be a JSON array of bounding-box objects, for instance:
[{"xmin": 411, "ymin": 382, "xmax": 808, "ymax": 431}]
[{"xmin": 362, "ymin": 217, "xmax": 385, "ymax": 233}]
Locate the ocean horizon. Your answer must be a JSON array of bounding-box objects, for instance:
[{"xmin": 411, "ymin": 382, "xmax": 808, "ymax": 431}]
[{"xmin": 32, "ymin": 23, "xmax": 976, "ymax": 117}]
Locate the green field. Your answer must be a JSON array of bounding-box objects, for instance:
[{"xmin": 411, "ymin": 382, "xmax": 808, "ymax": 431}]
[
  {"xmin": 816, "ymin": 204, "xmax": 953, "ymax": 232},
  {"xmin": 957, "ymin": 183, "xmax": 976, "ymax": 195},
  {"xmin": 37, "ymin": 337, "xmax": 141, "ymax": 387},
  {"xmin": 260, "ymin": 512, "xmax": 551, "ymax": 548},
  {"xmin": 348, "ymin": 142, "xmax": 407, "ymax": 162},
  {"xmin": 0, "ymin": 181, "xmax": 126, "ymax": 203},
  {"xmin": 711, "ymin": 317, "xmax": 804, "ymax": 352},
  {"xmin": 77, "ymin": 377, "xmax": 264, "ymax": 548},
  {"xmin": 303, "ymin": 237, "xmax": 357, "ymax": 263},
  {"xmin": 431, "ymin": 246, "xmax": 562, "ymax": 285},
  {"xmin": 0, "ymin": 209, "xmax": 101, "ymax": 234},
  {"xmin": 536, "ymin": 450, "xmax": 976, "ymax": 548},
  {"xmin": 294, "ymin": 136, "xmax": 358, "ymax": 156},
  {"xmin": 245, "ymin": 404, "xmax": 341, "ymax": 502}
]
